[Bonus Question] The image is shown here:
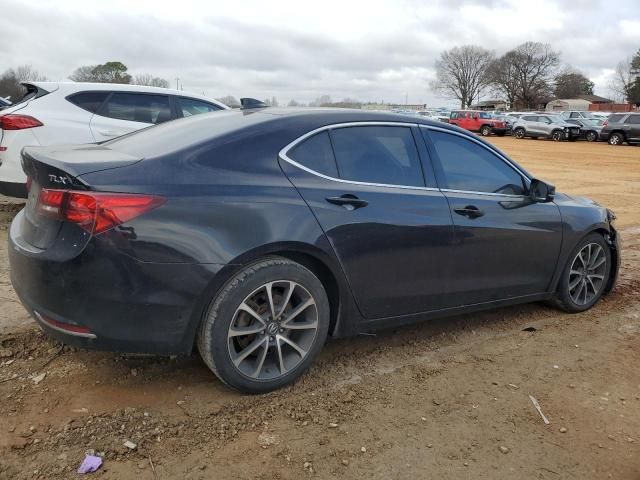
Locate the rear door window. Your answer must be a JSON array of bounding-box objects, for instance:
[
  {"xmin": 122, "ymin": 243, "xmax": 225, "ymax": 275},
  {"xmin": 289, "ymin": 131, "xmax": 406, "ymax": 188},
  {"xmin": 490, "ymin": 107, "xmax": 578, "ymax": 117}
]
[
  {"xmin": 287, "ymin": 131, "xmax": 338, "ymax": 178},
  {"xmin": 176, "ymin": 97, "xmax": 223, "ymax": 118},
  {"xmin": 100, "ymin": 93, "xmax": 172, "ymax": 124},
  {"xmin": 626, "ymin": 115, "xmax": 640, "ymax": 124},
  {"xmin": 330, "ymin": 126, "xmax": 424, "ymax": 187},
  {"xmin": 67, "ymin": 91, "xmax": 109, "ymax": 113},
  {"xmin": 607, "ymin": 114, "xmax": 625, "ymax": 123}
]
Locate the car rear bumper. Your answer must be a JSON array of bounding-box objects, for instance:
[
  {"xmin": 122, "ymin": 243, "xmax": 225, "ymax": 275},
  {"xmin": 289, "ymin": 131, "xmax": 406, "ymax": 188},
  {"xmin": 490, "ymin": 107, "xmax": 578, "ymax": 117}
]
[{"xmin": 9, "ymin": 210, "xmax": 225, "ymax": 355}]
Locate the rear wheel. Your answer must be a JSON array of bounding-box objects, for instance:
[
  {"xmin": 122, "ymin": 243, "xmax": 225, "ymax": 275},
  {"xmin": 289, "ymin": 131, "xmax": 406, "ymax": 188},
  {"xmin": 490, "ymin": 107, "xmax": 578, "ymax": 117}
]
[
  {"xmin": 585, "ymin": 131, "xmax": 598, "ymax": 142},
  {"xmin": 551, "ymin": 130, "xmax": 563, "ymax": 142},
  {"xmin": 550, "ymin": 233, "xmax": 611, "ymax": 313},
  {"xmin": 608, "ymin": 132, "xmax": 624, "ymax": 145},
  {"xmin": 197, "ymin": 257, "xmax": 330, "ymax": 393},
  {"xmin": 514, "ymin": 128, "xmax": 525, "ymax": 139},
  {"xmin": 480, "ymin": 125, "xmax": 491, "ymax": 136}
]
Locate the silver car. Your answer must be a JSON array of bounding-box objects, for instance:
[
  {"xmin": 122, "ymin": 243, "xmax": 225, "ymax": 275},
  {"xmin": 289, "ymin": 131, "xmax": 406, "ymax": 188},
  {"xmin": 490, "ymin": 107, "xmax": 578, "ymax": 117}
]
[{"xmin": 513, "ymin": 114, "xmax": 581, "ymax": 141}]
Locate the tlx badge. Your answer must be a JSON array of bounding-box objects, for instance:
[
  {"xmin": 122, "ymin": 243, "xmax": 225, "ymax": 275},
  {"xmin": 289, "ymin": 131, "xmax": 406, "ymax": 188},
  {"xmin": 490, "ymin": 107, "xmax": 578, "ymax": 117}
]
[{"xmin": 48, "ymin": 174, "xmax": 70, "ymax": 185}]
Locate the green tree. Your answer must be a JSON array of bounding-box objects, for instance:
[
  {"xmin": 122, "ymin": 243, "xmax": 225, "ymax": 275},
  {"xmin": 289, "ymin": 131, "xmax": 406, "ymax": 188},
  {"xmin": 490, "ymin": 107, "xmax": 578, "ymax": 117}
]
[
  {"xmin": 69, "ymin": 61, "xmax": 131, "ymax": 84},
  {"xmin": 627, "ymin": 79, "xmax": 640, "ymax": 107},
  {"xmin": 554, "ymin": 69, "xmax": 594, "ymax": 98}
]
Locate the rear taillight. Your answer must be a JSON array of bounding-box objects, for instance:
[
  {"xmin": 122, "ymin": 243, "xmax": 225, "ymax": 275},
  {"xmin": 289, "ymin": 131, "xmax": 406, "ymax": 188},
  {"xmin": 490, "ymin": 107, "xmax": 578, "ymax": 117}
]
[
  {"xmin": 0, "ymin": 114, "xmax": 43, "ymax": 130},
  {"xmin": 36, "ymin": 189, "xmax": 165, "ymax": 235}
]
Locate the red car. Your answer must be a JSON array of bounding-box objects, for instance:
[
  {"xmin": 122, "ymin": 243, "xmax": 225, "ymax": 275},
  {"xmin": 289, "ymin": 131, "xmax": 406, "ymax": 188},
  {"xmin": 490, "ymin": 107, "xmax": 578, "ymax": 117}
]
[{"xmin": 448, "ymin": 110, "xmax": 509, "ymax": 136}]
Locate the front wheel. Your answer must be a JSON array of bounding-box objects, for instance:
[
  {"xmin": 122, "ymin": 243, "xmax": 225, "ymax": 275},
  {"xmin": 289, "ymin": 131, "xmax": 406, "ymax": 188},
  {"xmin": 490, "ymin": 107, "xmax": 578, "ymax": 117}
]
[
  {"xmin": 197, "ymin": 257, "xmax": 330, "ymax": 393},
  {"xmin": 551, "ymin": 233, "xmax": 611, "ymax": 313},
  {"xmin": 514, "ymin": 128, "xmax": 525, "ymax": 139},
  {"xmin": 585, "ymin": 131, "xmax": 598, "ymax": 142},
  {"xmin": 551, "ymin": 130, "xmax": 563, "ymax": 142},
  {"xmin": 480, "ymin": 125, "xmax": 491, "ymax": 136}
]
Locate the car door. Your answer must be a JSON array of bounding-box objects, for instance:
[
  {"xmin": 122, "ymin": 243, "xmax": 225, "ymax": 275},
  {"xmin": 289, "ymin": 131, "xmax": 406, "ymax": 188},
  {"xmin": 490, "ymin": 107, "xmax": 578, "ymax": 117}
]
[
  {"xmin": 626, "ymin": 114, "xmax": 640, "ymax": 141},
  {"xmin": 460, "ymin": 112, "xmax": 474, "ymax": 131},
  {"xmin": 520, "ymin": 115, "xmax": 540, "ymax": 136},
  {"xmin": 422, "ymin": 127, "xmax": 562, "ymax": 305},
  {"xmin": 90, "ymin": 92, "xmax": 171, "ymax": 141},
  {"xmin": 279, "ymin": 123, "xmax": 456, "ymax": 319}
]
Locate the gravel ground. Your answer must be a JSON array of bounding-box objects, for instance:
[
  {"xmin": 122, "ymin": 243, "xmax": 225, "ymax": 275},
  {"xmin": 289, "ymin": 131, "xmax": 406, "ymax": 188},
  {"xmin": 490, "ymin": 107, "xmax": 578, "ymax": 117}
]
[{"xmin": 0, "ymin": 138, "xmax": 639, "ymax": 479}]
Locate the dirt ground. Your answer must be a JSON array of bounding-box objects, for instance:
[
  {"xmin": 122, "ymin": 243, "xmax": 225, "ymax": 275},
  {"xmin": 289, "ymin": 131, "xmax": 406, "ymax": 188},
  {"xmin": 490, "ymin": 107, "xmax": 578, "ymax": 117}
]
[{"xmin": 0, "ymin": 138, "xmax": 639, "ymax": 480}]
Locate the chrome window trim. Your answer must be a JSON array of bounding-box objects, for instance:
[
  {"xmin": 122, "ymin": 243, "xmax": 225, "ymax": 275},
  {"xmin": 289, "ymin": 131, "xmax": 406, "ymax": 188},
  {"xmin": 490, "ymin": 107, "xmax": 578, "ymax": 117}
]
[
  {"xmin": 278, "ymin": 121, "xmax": 440, "ymax": 192},
  {"xmin": 278, "ymin": 121, "xmax": 531, "ymax": 198}
]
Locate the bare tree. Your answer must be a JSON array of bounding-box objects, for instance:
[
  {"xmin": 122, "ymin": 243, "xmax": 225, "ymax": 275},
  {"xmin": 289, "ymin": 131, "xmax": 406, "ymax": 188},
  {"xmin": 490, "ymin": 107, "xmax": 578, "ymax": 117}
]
[
  {"xmin": 216, "ymin": 95, "xmax": 241, "ymax": 108},
  {"xmin": 134, "ymin": 74, "xmax": 169, "ymax": 88},
  {"xmin": 430, "ymin": 45, "xmax": 495, "ymax": 108},
  {"xmin": 69, "ymin": 65, "xmax": 97, "ymax": 82},
  {"xmin": 309, "ymin": 95, "xmax": 332, "ymax": 107},
  {"xmin": 14, "ymin": 65, "xmax": 47, "ymax": 82},
  {"xmin": 488, "ymin": 52, "xmax": 520, "ymax": 108},
  {"xmin": 609, "ymin": 58, "xmax": 634, "ymax": 103},
  {"xmin": 0, "ymin": 65, "xmax": 47, "ymax": 100},
  {"xmin": 498, "ymin": 42, "xmax": 560, "ymax": 109}
]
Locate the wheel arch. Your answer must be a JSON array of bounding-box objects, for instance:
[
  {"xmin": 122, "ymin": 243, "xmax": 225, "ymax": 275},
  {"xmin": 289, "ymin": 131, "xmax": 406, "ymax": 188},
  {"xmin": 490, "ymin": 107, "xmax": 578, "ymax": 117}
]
[
  {"xmin": 550, "ymin": 224, "xmax": 617, "ymax": 296},
  {"xmin": 609, "ymin": 129, "xmax": 627, "ymax": 140},
  {"xmin": 183, "ymin": 241, "xmax": 355, "ymax": 353}
]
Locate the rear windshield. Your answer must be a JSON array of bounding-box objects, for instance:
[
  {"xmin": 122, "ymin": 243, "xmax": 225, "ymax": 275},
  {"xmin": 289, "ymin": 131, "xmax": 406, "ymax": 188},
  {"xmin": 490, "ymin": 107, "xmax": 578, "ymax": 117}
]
[
  {"xmin": 607, "ymin": 114, "xmax": 625, "ymax": 123},
  {"xmin": 104, "ymin": 110, "xmax": 273, "ymax": 158}
]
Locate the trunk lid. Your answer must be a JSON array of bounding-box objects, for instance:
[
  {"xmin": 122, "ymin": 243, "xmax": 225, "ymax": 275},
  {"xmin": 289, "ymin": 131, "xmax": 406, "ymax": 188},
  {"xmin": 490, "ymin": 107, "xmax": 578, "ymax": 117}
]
[{"xmin": 20, "ymin": 144, "xmax": 142, "ymax": 250}]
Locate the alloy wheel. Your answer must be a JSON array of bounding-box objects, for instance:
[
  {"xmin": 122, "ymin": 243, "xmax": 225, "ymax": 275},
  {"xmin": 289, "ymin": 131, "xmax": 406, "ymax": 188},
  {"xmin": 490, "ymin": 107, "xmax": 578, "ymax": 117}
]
[
  {"xmin": 568, "ymin": 243, "xmax": 607, "ymax": 306},
  {"xmin": 552, "ymin": 131, "xmax": 562, "ymax": 141},
  {"xmin": 609, "ymin": 134, "xmax": 621, "ymax": 145},
  {"xmin": 586, "ymin": 131, "xmax": 597, "ymax": 142},
  {"xmin": 227, "ymin": 281, "xmax": 318, "ymax": 380},
  {"xmin": 514, "ymin": 129, "xmax": 525, "ymax": 139}
]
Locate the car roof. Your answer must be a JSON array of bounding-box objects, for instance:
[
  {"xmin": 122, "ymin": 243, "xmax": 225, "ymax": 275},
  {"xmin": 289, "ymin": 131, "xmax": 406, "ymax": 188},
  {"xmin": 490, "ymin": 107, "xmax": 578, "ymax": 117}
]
[
  {"xmin": 21, "ymin": 81, "xmax": 229, "ymax": 109},
  {"xmin": 103, "ymin": 107, "xmax": 467, "ymax": 160}
]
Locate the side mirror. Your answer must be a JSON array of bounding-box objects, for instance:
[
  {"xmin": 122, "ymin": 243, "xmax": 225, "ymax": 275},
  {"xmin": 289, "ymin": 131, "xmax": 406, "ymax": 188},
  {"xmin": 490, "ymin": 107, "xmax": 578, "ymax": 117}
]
[{"xmin": 529, "ymin": 178, "xmax": 555, "ymax": 203}]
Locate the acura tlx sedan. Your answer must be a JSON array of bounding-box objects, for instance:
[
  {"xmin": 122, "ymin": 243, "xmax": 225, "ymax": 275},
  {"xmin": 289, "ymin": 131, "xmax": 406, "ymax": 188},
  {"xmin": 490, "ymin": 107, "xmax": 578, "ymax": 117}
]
[{"xmin": 9, "ymin": 108, "xmax": 620, "ymax": 393}]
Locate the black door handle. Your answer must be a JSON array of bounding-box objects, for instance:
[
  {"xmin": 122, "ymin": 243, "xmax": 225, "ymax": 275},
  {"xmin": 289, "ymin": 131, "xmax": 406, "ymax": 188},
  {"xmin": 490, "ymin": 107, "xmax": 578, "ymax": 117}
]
[
  {"xmin": 326, "ymin": 194, "xmax": 368, "ymax": 210},
  {"xmin": 453, "ymin": 205, "xmax": 484, "ymax": 219}
]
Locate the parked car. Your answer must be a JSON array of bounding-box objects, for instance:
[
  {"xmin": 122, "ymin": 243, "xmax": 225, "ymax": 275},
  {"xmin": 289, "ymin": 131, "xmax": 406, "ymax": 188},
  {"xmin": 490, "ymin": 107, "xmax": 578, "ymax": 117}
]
[
  {"xmin": 512, "ymin": 114, "xmax": 581, "ymax": 141},
  {"xmin": 491, "ymin": 113, "xmax": 516, "ymax": 130},
  {"xmin": 9, "ymin": 108, "xmax": 620, "ymax": 393},
  {"xmin": 565, "ymin": 118, "xmax": 604, "ymax": 142},
  {"xmin": 558, "ymin": 111, "xmax": 598, "ymax": 120},
  {"xmin": 600, "ymin": 112, "xmax": 640, "ymax": 146},
  {"xmin": 0, "ymin": 82, "xmax": 228, "ymax": 197},
  {"xmin": 448, "ymin": 110, "xmax": 509, "ymax": 136},
  {"xmin": 0, "ymin": 97, "xmax": 11, "ymax": 110}
]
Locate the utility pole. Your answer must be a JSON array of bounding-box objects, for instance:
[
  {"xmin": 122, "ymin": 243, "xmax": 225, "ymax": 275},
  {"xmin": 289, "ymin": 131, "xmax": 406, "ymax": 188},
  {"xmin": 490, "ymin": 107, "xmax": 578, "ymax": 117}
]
[
  {"xmin": 405, "ymin": 93, "xmax": 408, "ymax": 106},
  {"xmin": 176, "ymin": 77, "xmax": 180, "ymax": 90}
]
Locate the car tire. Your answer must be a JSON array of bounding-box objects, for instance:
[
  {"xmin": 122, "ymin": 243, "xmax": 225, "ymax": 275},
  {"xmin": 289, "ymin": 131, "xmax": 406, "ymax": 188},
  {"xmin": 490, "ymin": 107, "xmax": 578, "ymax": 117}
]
[
  {"xmin": 551, "ymin": 130, "xmax": 563, "ymax": 142},
  {"xmin": 514, "ymin": 128, "xmax": 525, "ymax": 139},
  {"xmin": 585, "ymin": 131, "xmax": 598, "ymax": 142},
  {"xmin": 549, "ymin": 233, "xmax": 611, "ymax": 313},
  {"xmin": 608, "ymin": 132, "xmax": 624, "ymax": 145},
  {"xmin": 480, "ymin": 125, "xmax": 491, "ymax": 136},
  {"xmin": 197, "ymin": 256, "xmax": 330, "ymax": 393}
]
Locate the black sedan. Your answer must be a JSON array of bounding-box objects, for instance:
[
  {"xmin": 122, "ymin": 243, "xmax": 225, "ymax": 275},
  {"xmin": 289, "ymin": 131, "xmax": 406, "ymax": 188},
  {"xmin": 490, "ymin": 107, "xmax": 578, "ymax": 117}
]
[{"xmin": 9, "ymin": 109, "xmax": 620, "ymax": 393}]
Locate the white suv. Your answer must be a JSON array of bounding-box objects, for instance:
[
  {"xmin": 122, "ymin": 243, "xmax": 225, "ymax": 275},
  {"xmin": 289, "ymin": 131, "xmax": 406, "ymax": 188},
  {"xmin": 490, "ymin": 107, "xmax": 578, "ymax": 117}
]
[{"xmin": 0, "ymin": 82, "xmax": 229, "ymax": 197}]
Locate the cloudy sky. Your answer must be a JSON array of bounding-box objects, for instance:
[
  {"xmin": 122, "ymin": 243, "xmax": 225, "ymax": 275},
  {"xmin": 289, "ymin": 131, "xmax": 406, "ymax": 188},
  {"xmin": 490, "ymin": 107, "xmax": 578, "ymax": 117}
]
[{"xmin": 1, "ymin": 0, "xmax": 639, "ymax": 106}]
